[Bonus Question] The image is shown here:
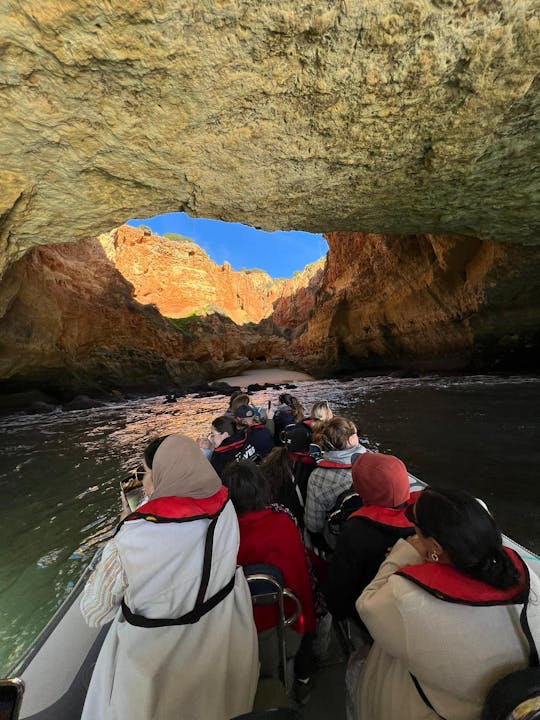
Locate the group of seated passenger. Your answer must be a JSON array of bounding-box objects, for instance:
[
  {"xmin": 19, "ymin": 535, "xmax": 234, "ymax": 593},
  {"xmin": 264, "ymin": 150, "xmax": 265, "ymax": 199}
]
[{"xmin": 79, "ymin": 397, "xmax": 540, "ymax": 720}]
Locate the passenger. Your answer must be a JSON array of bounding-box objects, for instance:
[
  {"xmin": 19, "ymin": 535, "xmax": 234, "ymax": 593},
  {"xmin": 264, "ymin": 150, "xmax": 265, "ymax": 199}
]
[
  {"xmin": 260, "ymin": 447, "xmax": 304, "ymax": 528},
  {"xmin": 304, "ymin": 417, "xmax": 366, "ymax": 543},
  {"xmin": 355, "ymin": 487, "xmax": 540, "ymax": 720},
  {"xmin": 208, "ymin": 415, "xmax": 257, "ymax": 477},
  {"xmin": 224, "ymin": 461, "xmax": 316, "ymax": 697},
  {"xmin": 80, "ymin": 434, "xmax": 258, "ymax": 720},
  {"xmin": 227, "ymin": 392, "xmax": 251, "ymax": 416},
  {"xmin": 229, "ymin": 393, "xmax": 275, "ymax": 433},
  {"xmin": 323, "ymin": 453, "xmax": 416, "ymax": 621},
  {"xmin": 225, "ymin": 389, "xmax": 244, "ymax": 415},
  {"xmin": 310, "ymin": 400, "xmax": 333, "ymax": 423},
  {"xmin": 234, "ymin": 404, "xmax": 275, "ymax": 460},
  {"xmin": 273, "ymin": 393, "xmax": 305, "ymax": 445}
]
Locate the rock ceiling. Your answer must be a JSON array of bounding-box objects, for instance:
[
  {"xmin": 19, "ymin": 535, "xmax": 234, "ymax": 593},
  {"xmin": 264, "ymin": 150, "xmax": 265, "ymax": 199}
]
[{"xmin": 1, "ymin": 0, "xmax": 539, "ymax": 277}]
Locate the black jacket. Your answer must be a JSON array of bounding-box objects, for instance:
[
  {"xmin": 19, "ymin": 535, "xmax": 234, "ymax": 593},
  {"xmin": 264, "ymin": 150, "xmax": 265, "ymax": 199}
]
[
  {"xmin": 210, "ymin": 433, "xmax": 254, "ymax": 478},
  {"xmin": 323, "ymin": 515, "xmax": 414, "ymax": 621}
]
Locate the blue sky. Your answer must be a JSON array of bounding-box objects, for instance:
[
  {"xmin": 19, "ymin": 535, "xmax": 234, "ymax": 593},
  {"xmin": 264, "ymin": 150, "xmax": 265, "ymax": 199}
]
[{"xmin": 126, "ymin": 212, "xmax": 327, "ymax": 278}]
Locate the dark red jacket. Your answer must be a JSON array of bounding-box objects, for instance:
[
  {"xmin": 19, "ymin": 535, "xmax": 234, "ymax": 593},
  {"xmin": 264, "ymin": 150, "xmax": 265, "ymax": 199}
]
[{"xmin": 237, "ymin": 508, "xmax": 316, "ymax": 634}]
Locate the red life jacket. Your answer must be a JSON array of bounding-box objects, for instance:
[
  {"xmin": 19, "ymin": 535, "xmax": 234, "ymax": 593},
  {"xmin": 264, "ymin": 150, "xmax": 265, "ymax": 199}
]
[
  {"xmin": 124, "ymin": 486, "xmax": 229, "ymax": 523},
  {"xmin": 317, "ymin": 459, "xmax": 353, "ymax": 469},
  {"xmin": 212, "ymin": 436, "xmax": 246, "ymax": 455},
  {"xmin": 348, "ymin": 491, "xmax": 422, "ymax": 529},
  {"xmin": 289, "ymin": 451, "xmax": 316, "ymax": 465},
  {"xmin": 397, "ymin": 546, "xmax": 528, "ymax": 606},
  {"xmin": 119, "ymin": 487, "xmax": 235, "ymax": 627}
]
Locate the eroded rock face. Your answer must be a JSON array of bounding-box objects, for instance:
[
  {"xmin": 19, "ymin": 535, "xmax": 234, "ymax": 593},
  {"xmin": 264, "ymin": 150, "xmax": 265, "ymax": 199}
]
[
  {"xmin": 98, "ymin": 224, "xmax": 324, "ymax": 325},
  {"xmin": 0, "ymin": 238, "xmax": 289, "ymax": 393},
  {"xmin": 294, "ymin": 233, "xmax": 540, "ymax": 374},
  {"xmin": 1, "ymin": 1, "xmax": 539, "ymax": 277},
  {"xmin": 100, "ymin": 225, "xmax": 279, "ymax": 324}
]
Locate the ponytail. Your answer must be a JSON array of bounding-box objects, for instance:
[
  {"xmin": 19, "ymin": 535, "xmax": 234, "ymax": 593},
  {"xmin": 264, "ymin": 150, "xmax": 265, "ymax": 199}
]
[{"xmin": 465, "ymin": 547, "xmax": 519, "ymax": 590}]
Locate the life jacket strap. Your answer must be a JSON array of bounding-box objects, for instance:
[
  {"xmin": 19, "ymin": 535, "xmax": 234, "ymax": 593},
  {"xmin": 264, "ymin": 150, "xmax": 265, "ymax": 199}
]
[
  {"xmin": 121, "ymin": 575, "xmax": 235, "ymax": 628},
  {"xmin": 122, "ymin": 507, "xmax": 235, "ymax": 627}
]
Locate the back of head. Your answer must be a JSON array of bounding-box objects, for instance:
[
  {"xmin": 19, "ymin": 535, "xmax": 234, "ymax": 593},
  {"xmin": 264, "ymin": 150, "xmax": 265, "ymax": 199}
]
[
  {"xmin": 151, "ymin": 434, "xmax": 221, "ymax": 500},
  {"xmin": 278, "ymin": 393, "xmax": 293, "ymax": 407},
  {"xmin": 228, "ymin": 389, "xmax": 244, "ymax": 407},
  {"xmin": 212, "ymin": 415, "xmax": 237, "ymax": 436},
  {"xmin": 415, "ymin": 487, "xmax": 520, "ymax": 590},
  {"xmin": 230, "ymin": 394, "xmax": 251, "ymax": 414},
  {"xmin": 234, "ymin": 404, "xmax": 258, "ymax": 423},
  {"xmin": 313, "ymin": 416, "xmax": 357, "ymax": 451},
  {"xmin": 310, "ymin": 400, "xmax": 332, "ymax": 422},
  {"xmin": 223, "ymin": 460, "xmax": 269, "ymax": 515},
  {"xmin": 280, "ymin": 422, "xmax": 311, "ymax": 453},
  {"xmin": 260, "ymin": 447, "xmax": 291, "ymax": 501},
  {"xmin": 352, "ymin": 452, "xmax": 409, "ymax": 507}
]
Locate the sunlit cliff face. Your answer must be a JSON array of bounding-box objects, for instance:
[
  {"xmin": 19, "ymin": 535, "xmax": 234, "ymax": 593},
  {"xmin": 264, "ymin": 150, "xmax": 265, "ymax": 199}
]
[{"xmin": 1, "ymin": 0, "xmax": 539, "ymax": 279}]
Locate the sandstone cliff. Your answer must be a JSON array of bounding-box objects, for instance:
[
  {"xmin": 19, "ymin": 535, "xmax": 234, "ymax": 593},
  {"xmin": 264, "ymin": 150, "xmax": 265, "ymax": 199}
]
[
  {"xmin": 99, "ymin": 225, "xmax": 278, "ymax": 324},
  {"xmin": 98, "ymin": 224, "xmax": 324, "ymax": 326},
  {"xmin": 293, "ymin": 233, "xmax": 540, "ymax": 373},
  {"xmin": 1, "ymin": 1, "xmax": 539, "ymax": 277},
  {"xmin": 0, "ymin": 238, "xmax": 289, "ymax": 393}
]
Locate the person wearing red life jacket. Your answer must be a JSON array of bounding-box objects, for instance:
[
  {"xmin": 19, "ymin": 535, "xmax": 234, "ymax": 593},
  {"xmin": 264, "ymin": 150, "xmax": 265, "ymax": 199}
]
[
  {"xmin": 355, "ymin": 487, "xmax": 540, "ymax": 720},
  {"xmin": 224, "ymin": 460, "xmax": 316, "ymax": 700},
  {"xmin": 207, "ymin": 415, "xmax": 257, "ymax": 478},
  {"xmin": 324, "ymin": 452, "xmax": 417, "ymax": 622},
  {"xmin": 80, "ymin": 435, "xmax": 258, "ymax": 720},
  {"xmin": 304, "ymin": 417, "xmax": 367, "ymax": 544}
]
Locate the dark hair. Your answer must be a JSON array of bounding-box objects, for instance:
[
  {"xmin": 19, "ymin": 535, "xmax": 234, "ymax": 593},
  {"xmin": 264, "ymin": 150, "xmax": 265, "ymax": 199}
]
[
  {"xmin": 144, "ymin": 436, "xmax": 169, "ymax": 469},
  {"xmin": 223, "ymin": 461, "xmax": 269, "ymax": 515},
  {"xmin": 212, "ymin": 415, "xmax": 237, "ymax": 436},
  {"xmin": 228, "ymin": 390, "xmax": 244, "ymax": 408},
  {"xmin": 260, "ymin": 447, "xmax": 292, "ymax": 502},
  {"xmin": 278, "ymin": 393, "xmax": 304, "ymax": 422},
  {"xmin": 415, "ymin": 487, "xmax": 520, "ymax": 590}
]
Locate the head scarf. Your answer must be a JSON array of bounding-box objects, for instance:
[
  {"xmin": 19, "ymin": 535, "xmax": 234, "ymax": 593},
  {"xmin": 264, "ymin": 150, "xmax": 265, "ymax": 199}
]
[
  {"xmin": 150, "ymin": 434, "xmax": 221, "ymax": 499},
  {"xmin": 352, "ymin": 452, "xmax": 410, "ymax": 508}
]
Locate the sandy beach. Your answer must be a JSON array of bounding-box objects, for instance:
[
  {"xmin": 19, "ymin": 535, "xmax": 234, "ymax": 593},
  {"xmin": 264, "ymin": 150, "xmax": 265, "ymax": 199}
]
[{"xmin": 213, "ymin": 368, "xmax": 315, "ymax": 386}]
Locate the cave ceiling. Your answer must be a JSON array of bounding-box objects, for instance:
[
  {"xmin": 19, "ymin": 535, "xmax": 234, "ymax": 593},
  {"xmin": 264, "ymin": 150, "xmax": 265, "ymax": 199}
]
[{"xmin": 1, "ymin": 0, "xmax": 539, "ymax": 276}]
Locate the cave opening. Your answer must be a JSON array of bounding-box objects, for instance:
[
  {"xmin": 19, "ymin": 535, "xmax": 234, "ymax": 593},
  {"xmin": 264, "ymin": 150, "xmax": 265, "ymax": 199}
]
[
  {"xmin": 118, "ymin": 211, "xmax": 328, "ymax": 327},
  {"xmin": 126, "ymin": 211, "xmax": 328, "ymax": 279}
]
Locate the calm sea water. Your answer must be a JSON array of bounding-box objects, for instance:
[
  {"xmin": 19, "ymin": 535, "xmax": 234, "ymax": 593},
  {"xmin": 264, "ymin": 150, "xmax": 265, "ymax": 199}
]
[{"xmin": 0, "ymin": 374, "xmax": 539, "ymax": 673}]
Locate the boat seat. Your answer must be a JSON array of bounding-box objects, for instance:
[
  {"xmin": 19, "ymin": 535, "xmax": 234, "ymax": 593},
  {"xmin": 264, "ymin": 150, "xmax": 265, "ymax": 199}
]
[
  {"xmin": 482, "ymin": 667, "xmax": 540, "ymax": 720},
  {"xmin": 243, "ymin": 564, "xmax": 302, "ymax": 693}
]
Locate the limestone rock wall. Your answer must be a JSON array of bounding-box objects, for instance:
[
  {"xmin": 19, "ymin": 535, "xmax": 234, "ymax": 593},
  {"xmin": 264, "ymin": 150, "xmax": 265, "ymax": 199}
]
[
  {"xmin": 1, "ymin": 1, "xmax": 539, "ymax": 278},
  {"xmin": 0, "ymin": 238, "xmax": 288, "ymax": 393},
  {"xmin": 294, "ymin": 233, "xmax": 540, "ymax": 373}
]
